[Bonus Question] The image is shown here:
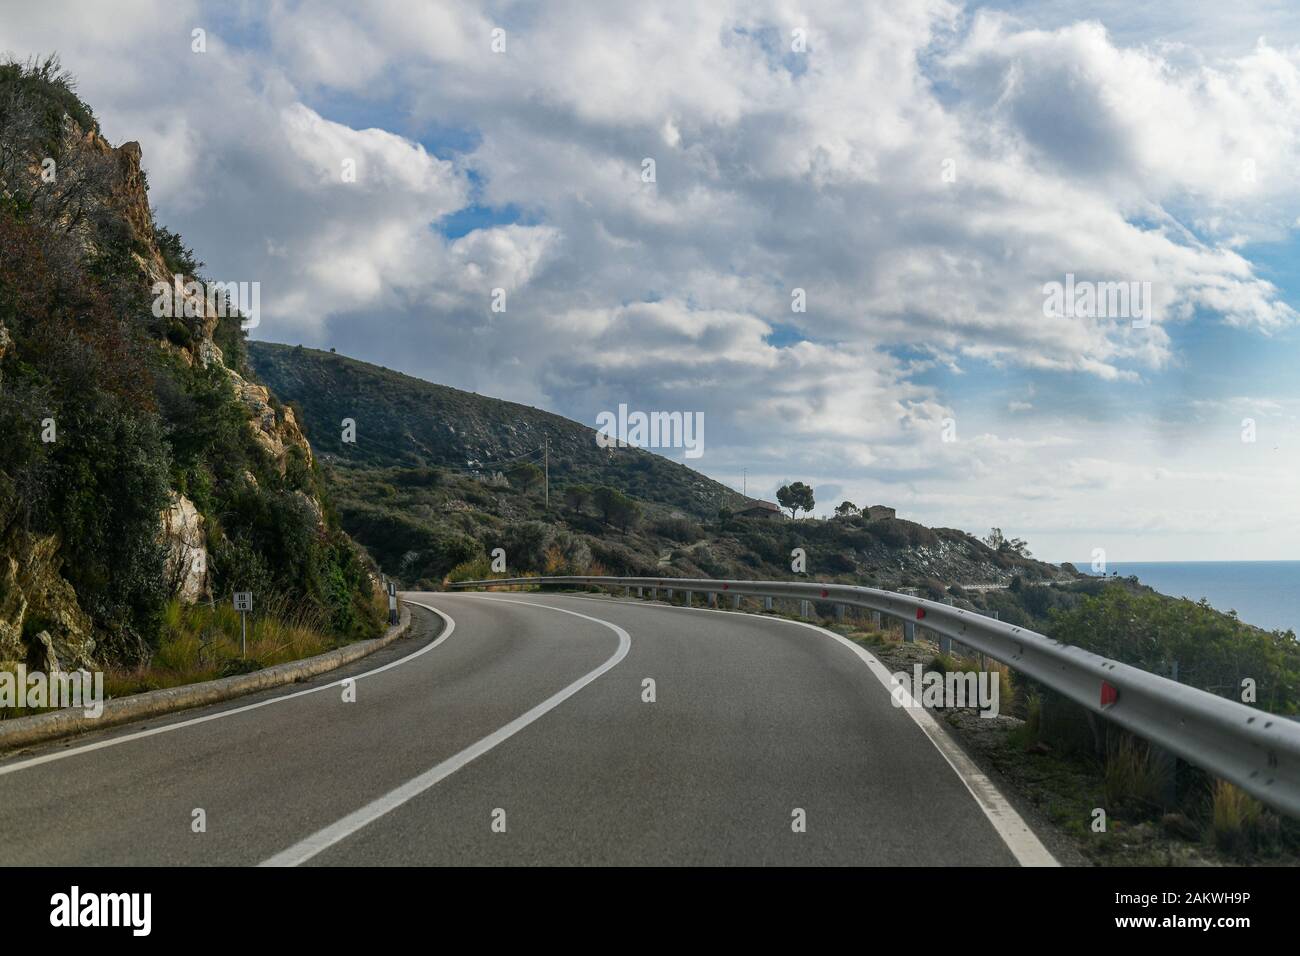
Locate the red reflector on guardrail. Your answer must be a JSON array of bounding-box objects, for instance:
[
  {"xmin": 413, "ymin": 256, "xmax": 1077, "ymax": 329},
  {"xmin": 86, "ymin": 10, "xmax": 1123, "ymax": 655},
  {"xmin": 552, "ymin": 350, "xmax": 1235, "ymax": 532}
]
[
  {"xmin": 821, "ymin": 589, "xmax": 828, "ymax": 598},
  {"xmin": 916, "ymin": 608, "xmax": 926, "ymax": 620},
  {"xmin": 722, "ymin": 583, "xmax": 729, "ymax": 589},
  {"xmin": 1101, "ymin": 681, "xmax": 1119, "ymax": 707}
]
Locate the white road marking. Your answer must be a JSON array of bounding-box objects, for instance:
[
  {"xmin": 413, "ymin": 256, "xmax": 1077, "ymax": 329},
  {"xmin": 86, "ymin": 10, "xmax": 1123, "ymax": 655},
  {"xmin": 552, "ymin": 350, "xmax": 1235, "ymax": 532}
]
[
  {"xmin": 0, "ymin": 603, "xmax": 453, "ymax": 779},
  {"xmin": 259, "ymin": 596, "xmax": 632, "ymax": 867},
  {"xmin": 475, "ymin": 590, "xmax": 1060, "ymax": 867},
  {"xmin": 784, "ymin": 618, "xmax": 1059, "ymax": 867}
]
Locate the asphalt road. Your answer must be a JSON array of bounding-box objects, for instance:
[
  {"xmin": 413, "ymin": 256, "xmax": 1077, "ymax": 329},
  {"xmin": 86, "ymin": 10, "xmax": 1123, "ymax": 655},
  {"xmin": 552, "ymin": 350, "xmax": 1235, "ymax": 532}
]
[{"xmin": 0, "ymin": 592, "xmax": 1053, "ymax": 866}]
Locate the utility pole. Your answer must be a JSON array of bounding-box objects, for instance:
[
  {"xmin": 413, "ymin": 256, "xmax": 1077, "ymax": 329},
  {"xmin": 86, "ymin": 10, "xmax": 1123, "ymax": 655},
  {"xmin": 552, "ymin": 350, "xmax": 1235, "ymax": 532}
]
[
  {"xmin": 544, "ymin": 435, "xmax": 549, "ymax": 510},
  {"xmin": 742, "ymin": 468, "xmax": 747, "ymax": 498}
]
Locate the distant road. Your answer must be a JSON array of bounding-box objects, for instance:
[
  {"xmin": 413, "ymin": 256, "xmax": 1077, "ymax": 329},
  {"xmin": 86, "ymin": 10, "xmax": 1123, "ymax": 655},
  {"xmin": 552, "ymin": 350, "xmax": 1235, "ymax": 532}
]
[{"xmin": 0, "ymin": 592, "xmax": 1054, "ymax": 866}]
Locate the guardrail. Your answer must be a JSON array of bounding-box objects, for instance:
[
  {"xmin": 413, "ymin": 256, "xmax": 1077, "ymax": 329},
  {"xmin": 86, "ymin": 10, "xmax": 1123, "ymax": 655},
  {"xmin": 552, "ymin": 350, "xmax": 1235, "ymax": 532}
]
[{"xmin": 448, "ymin": 574, "xmax": 1300, "ymax": 818}]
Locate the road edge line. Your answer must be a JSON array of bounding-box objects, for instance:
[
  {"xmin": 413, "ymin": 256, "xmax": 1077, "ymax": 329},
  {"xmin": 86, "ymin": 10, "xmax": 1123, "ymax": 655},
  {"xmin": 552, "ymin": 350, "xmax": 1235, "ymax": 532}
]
[
  {"xmin": 481, "ymin": 590, "xmax": 1060, "ymax": 867},
  {"xmin": 0, "ymin": 603, "xmax": 451, "ymax": 776}
]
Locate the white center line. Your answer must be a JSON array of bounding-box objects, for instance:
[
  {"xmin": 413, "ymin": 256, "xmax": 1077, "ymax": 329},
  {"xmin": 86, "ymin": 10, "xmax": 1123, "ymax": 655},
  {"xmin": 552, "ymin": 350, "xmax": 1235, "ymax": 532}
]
[{"xmin": 259, "ymin": 596, "xmax": 632, "ymax": 867}]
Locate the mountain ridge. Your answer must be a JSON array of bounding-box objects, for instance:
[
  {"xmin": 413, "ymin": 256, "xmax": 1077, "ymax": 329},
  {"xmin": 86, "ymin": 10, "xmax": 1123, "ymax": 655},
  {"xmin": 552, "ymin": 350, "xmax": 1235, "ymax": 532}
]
[
  {"xmin": 247, "ymin": 339, "xmax": 1082, "ymax": 614},
  {"xmin": 247, "ymin": 340, "xmax": 749, "ymax": 519}
]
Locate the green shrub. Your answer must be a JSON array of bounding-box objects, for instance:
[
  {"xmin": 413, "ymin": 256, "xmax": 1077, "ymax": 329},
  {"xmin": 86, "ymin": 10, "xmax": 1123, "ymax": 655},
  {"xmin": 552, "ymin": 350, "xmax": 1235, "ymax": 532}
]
[
  {"xmin": 446, "ymin": 555, "xmax": 493, "ymax": 583},
  {"xmin": 651, "ymin": 517, "xmax": 703, "ymax": 543},
  {"xmin": 1049, "ymin": 585, "xmax": 1300, "ymax": 713}
]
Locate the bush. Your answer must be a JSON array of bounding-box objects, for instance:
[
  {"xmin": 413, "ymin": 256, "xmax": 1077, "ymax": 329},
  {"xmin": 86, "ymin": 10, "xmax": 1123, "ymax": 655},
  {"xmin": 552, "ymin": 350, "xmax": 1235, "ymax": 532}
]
[
  {"xmin": 1049, "ymin": 585, "xmax": 1300, "ymax": 713},
  {"xmin": 592, "ymin": 486, "xmax": 641, "ymax": 532},
  {"xmin": 485, "ymin": 521, "xmax": 557, "ymax": 573},
  {"xmin": 446, "ymin": 555, "xmax": 493, "ymax": 584},
  {"xmin": 650, "ymin": 517, "xmax": 703, "ymax": 544},
  {"xmin": 154, "ymin": 220, "xmax": 202, "ymax": 276},
  {"xmin": 824, "ymin": 551, "xmax": 857, "ymax": 574}
]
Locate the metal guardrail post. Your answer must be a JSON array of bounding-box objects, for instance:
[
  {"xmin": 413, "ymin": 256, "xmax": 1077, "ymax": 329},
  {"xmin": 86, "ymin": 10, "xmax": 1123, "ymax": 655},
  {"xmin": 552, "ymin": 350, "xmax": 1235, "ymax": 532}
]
[
  {"xmin": 732, "ymin": 593, "xmax": 741, "ymax": 609},
  {"xmin": 903, "ymin": 620, "xmax": 916, "ymax": 643},
  {"xmin": 799, "ymin": 599, "xmax": 810, "ymax": 618},
  {"xmin": 685, "ymin": 590, "xmax": 693, "ymax": 607},
  {"xmin": 871, "ymin": 610, "xmax": 881, "ymax": 628},
  {"xmin": 763, "ymin": 596, "xmax": 773, "ymax": 611},
  {"xmin": 637, "ymin": 586, "xmax": 643, "ymax": 597},
  {"xmin": 708, "ymin": 592, "xmax": 717, "ymax": 607},
  {"xmin": 835, "ymin": 604, "xmax": 845, "ymax": 622}
]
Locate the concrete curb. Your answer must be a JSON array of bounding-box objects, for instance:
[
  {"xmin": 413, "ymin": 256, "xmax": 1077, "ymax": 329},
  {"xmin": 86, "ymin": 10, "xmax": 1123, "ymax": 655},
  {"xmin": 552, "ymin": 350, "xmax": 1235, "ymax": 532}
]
[{"xmin": 0, "ymin": 604, "xmax": 413, "ymax": 753}]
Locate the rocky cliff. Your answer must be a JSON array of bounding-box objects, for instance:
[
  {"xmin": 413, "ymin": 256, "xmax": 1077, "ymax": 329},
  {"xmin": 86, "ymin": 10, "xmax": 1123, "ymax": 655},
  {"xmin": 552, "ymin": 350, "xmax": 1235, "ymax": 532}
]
[{"xmin": 0, "ymin": 58, "xmax": 380, "ymax": 668}]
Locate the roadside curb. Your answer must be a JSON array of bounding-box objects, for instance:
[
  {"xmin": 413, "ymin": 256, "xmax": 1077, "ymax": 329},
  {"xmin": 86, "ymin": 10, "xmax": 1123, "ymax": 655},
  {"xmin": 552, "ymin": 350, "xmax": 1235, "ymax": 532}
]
[{"xmin": 0, "ymin": 604, "xmax": 413, "ymax": 753}]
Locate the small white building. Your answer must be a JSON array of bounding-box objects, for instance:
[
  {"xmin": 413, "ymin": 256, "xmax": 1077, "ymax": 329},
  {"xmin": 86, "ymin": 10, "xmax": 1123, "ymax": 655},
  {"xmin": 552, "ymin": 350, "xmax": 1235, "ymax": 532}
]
[{"xmin": 736, "ymin": 498, "xmax": 784, "ymax": 520}]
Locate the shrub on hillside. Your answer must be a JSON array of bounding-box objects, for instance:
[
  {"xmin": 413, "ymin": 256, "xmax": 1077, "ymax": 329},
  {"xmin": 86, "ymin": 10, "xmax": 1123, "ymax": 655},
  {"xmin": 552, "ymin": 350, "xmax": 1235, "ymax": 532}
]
[
  {"xmin": 650, "ymin": 517, "xmax": 704, "ymax": 544},
  {"xmin": 823, "ymin": 551, "xmax": 857, "ymax": 574},
  {"xmin": 1049, "ymin": 585, "xmax": 1300, "ymax": 713},
  {"xmin": 484, "ymin": 521, "xmax": 556, "ymax": 573}
]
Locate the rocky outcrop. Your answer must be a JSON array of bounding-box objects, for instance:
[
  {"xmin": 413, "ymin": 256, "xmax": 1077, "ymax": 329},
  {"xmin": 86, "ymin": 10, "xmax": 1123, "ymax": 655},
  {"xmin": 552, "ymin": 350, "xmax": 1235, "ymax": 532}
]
[
  {"xmin": 0, "ymin": 531, "xmax": 95, "ymax": 671},
  {"xmin": 50, "ymin": 121, "xmax": 321, "ymax": 488},
  {"xmin": 229, "ymin": 370, "xmax": 313, "ymax": 475},
  {"xmin": 67, "ymin": 124, "xmax": 224, "ymax": 371},
  {"xmin": 108, "ymin": 140, "xmax": 156, "ymax": 250},
  {"xmin": 0, "ymin": 89, "xmax": 358, "ymax": 670},
  {"xmin": 161, "ymin": 493, "xmax": 208, "ymax": 603},
  {"xmin": 295, "ymin": 490, "xmax": 326, "ymax": 532}
]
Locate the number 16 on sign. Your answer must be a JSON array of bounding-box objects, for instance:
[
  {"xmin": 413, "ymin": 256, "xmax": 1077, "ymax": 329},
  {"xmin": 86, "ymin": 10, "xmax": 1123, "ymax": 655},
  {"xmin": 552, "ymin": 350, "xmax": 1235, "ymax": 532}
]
[{"xmin": 233, "ymin": 591, "xmax": 252, "ymax": 656}]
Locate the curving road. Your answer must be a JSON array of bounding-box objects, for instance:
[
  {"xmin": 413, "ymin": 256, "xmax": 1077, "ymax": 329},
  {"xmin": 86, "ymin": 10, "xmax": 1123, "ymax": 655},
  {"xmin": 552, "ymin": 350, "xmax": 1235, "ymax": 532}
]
[{"xmin": 0, "ymin": 592, "xmax": 1055, "ymax": 866}]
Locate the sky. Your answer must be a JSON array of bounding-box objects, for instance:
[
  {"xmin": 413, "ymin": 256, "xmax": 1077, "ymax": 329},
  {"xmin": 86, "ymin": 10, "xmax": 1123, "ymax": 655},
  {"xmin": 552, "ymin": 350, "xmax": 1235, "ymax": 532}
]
[{"xmin": 3, "ymin": 0, "xmax": 1300, "ymax": 563}]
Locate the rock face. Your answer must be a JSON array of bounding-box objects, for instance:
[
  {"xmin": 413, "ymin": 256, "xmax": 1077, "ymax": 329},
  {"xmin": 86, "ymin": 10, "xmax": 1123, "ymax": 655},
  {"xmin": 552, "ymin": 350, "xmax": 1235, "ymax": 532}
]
[
  {"xmin": 0, "ymin": 89, "xmax": 376, "ymax": 668},
  {"xmin": 229, "ymin": 370, "xmax": 313, "ymax": 475},
  {"xmin": 161, "ymin": 493, "xmax": 209, "ymax": 604},
  {"xmin": 109, "ymin": 140, "xmax": 156, "ymax": 248},
  {"xmin": 0, "ymin": 531, "xmax": 96, "ymax": 671}
]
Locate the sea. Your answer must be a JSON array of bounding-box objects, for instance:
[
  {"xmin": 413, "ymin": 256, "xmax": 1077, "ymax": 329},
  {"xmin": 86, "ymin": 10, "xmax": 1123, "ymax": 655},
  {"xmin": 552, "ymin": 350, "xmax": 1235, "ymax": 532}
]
[{"xmin": 1076, "ymin": 561, "xmax": 1300, "ymax": 635}]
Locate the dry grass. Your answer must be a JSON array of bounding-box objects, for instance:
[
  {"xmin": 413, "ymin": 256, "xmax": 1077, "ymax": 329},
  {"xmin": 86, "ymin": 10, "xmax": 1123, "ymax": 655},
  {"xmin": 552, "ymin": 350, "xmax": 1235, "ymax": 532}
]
[
  {"xmin": 1210, "ymin": 780, "xmax": 1272, "ymax": 856},
  {"xmin": 103, "ymin": 597, "xmax": 335, "ymax": 698},
  {"xmin": 1103, "ymin": 735, "xmax": 1164, "ymax": 815}
]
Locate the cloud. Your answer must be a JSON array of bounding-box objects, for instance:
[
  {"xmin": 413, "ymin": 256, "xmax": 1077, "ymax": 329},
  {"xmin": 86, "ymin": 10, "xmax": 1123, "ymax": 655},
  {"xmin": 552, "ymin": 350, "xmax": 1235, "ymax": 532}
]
[{"xmin": 5, "ymin": 0, "xmax": 1300, "ymax": 560}]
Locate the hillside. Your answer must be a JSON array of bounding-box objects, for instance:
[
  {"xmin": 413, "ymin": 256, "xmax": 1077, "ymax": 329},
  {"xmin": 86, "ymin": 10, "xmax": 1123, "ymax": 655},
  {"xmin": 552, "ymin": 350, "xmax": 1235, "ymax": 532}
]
[
  {"xmin": 247, "ymin": 341, "xmax": 748, "ymax": 518},
  {"xmin": 247, "ymin": 340, "xmax": 1080, "ymax": 612},
  {"xmin": 0, "ymin": 59, "xmax": 382, "ymax": 670}
]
